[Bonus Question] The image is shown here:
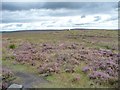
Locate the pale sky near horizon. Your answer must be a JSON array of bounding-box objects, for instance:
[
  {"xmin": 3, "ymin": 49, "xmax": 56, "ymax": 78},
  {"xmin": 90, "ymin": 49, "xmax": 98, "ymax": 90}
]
[{"xmin": 1, "ymin": 1, "xmax": 119, "ymax": 31}]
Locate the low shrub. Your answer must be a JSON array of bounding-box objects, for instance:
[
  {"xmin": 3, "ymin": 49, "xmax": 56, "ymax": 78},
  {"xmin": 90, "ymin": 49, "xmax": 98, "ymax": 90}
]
[{"xmin": 9, "ymin": 44, "xmax": 16, "ymax": 49}]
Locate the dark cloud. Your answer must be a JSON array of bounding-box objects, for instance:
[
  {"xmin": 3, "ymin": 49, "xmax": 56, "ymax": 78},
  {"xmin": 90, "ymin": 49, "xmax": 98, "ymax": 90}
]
[
  {"xmin": 2, "ymin": 2, "xmax": 117, "ymax": 13},
  {"xmin": 2, "ymin": 2, "xmax": 80, "ymax": 10},
  {"xmin": 43, "ymin": 2, "xmax": 84, "ymax": 9},
  {"xmin": 2, "ymin": 2, "xmax": 45, "ymax": 11}
]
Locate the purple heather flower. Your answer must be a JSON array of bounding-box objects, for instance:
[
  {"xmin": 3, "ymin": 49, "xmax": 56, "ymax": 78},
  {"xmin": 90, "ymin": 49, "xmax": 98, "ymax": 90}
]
[
  {"xmin": 82, "ymin": 66, "xmax": 90, "ymax": 73},
  {"xmin": 90, "ymin": 71, "xmax": 110, "ymax": 80}
]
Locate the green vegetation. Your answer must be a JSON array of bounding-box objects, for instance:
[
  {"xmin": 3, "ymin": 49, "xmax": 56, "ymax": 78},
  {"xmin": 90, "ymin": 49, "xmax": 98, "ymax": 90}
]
[{"xmin": 9, "ymin": 44, "xmax": 16, "ymax": 49}]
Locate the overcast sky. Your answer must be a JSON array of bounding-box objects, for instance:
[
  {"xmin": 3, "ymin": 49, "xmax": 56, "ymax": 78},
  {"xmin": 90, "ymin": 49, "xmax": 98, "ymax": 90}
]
[{"xmin": 1, "ymin": 2, "xmax": 118, "ymax": 31}]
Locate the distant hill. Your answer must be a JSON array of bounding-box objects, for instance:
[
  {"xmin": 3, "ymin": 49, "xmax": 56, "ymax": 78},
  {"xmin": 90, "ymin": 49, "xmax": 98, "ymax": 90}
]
[{"xmin": 1, "ymin": 28, "xmax": 118, "ymax": 33}]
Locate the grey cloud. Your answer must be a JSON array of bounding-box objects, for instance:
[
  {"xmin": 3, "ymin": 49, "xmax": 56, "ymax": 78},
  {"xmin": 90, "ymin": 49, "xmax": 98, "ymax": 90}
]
[
  {"xmin": 2, "ymin": 18, "xmax": 35, "ymax": 23},
  {"xmin": 2, "ymin": 2, "xmax": 82, "ymax": 10},
  {"xmin": 2, "ymin": 2, "xmax": 45, "ymax": 11},
  {"xmin": 81, "ymin": 15, "xmax": 86, "ymax": 18},
  {"xmin": 2, "ymin": 2, "xmax": 117, "ymax": 13},
  {"xmin": 103, "ymin": 17, "xmax": 118, "ymax": 22},
  {"xmin": 2, "ymin": 24, "xmax": 13, "ymax": 28},
  {"xmin": 2, "ymin": 2, "xmax": 118, "ymax": 21},
  {"xmin": 94, "ymin": 16, "xmax": 101, "ymax": 21},
  {"xmin": 75, "ymin": 23, "xmax": 91, "ymax": 26},
  {"xmin": 1, "ymin": 2, "xmax": 118, "ymax": 30},
  {"xmin": 43, "ymin": 2, "xmax": 84, "ymax": 9},
  {"xmin": 16, "ymin": 24, "xmax": 23, "ymax": 27}
]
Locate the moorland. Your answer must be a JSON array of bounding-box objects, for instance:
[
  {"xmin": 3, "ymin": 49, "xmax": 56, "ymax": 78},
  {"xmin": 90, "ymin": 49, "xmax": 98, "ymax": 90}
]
[{"xmin": 1, "ymin": 29, "xmax": 119, "ymax": 88}]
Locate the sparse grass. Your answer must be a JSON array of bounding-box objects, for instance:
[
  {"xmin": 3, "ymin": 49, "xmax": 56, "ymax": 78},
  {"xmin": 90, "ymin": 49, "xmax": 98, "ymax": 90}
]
[
  {"xmin": 2, "ymin": 59, "xmax": 38, "ymax": 74},
  {"xmin": 35, "ymin": 72, "xmax": 106, "ymax": 88}
]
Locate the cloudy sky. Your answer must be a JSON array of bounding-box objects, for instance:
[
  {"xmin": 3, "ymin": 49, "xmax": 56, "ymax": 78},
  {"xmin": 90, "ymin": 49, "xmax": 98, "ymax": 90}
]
[{"xmin": 1, "ymin": 1, "xmax": 119, "ymax": 31}]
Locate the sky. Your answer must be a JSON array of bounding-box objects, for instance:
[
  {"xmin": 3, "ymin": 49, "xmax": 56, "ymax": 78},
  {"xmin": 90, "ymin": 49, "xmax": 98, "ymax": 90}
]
[{"xmin": 1, "ymin": 1, "xmax": 119, "ymax": 31}]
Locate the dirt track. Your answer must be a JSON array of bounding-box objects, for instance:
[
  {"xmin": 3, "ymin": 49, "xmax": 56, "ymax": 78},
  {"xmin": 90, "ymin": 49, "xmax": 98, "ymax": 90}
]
[
  {"xmin": 14, "ymin": 71, "xmax": 48, "ymax": 88},
  {"xmin": 2, "ymin": 66, "xmax": 49, "ymax": 88}
]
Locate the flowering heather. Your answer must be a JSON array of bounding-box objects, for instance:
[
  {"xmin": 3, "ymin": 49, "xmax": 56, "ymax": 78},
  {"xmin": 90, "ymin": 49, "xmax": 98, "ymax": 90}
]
[
  {"xmin": 82, "ymin": 66, "xmax": 90, "ymax": 73},
  {"xmin": 41, "ymin": 43, "xmax": 54, "ymax": 53},
  {"xmin": 57, "ymin": 53, "xmax": 70, "ymax": 62},
  {"xmin": 89, "ymin": 71, "xmax": 110, "ymax": 80},
  {"xmin": 2, "ymin": 68, "xmax": 15, "ymax": 89},
  {"xmin": 2, "ymin": 68, "xmax": 14, "ymax": 81},
  {"xmin": 2, "ymin": 82, "xmax": 8, "ymax": 90},
  {"xmin": 3, "ymin": 38, "xmax": 118, "ymax": 87},
  {"xmin": 67, "ymin": 43, "xmax": 78, "ymax": 49},
  {"xmin": 38, "ymin": 62, "xmax": 60, "ymax": 74}
]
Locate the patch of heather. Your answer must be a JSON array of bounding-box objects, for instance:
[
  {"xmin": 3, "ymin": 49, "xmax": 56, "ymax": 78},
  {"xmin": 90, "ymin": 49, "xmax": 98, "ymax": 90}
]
[
  {"xmin": 13, "ymin": 42, "xmax": 43, "ymax": 65},
  {"xmin": 5, "ymin": 41, "xmax": 118, "ymax": 87},
  {"xmin": 80, "ymin": 49, "xmax": 118, "ymax": 86},
  {"xmin": 2, "ymin": 68, "xmax": 15, "ymax": 90},
  {"xmin": 56, "ymin": 53, "xmax": 70, "ymax": 62},
  {"xmin": 41, "ymin": 43, "xmax": 56, "ymax": 53},
  {"xmin": 88, "ymin": 71, "xmax": 111, "ymax": 80},
  {"xmin": 2, "ymin": 68, "xmax": 14, "ymax": 81},
  {"xmin": 38, "ymin": 62, "xmax": 60, "ymax": 75},
  {"xmin": 82, "ymin": 66, "xmax": 91, "ymax": 73},
  {"xmin": 57, "ymin": 42, "xmax": 79, "ymax": 50}
]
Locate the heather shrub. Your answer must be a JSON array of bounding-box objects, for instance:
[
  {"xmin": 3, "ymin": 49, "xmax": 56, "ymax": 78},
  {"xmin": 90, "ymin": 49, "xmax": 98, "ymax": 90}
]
[
  {"xmin": 2, "ymin": 68, "xmax": 15, "ymax": 82},
  {"xmin": 7, "ymin": 41, "xmax": 118, "ymax": 87},
  {"xmin": 2, "ymin": 82, "xmax": 8, "ymax": 90},
  {"xmin": 2, "ymin": 68, "xmax": 15, "ymax": 90},
  {"xmin": 82, "ymin": 66, "xmax": 91, "ymax": 73},
  {"xmin": 38, "ymin": 62, "xmax": 60, "ymax": 75}
]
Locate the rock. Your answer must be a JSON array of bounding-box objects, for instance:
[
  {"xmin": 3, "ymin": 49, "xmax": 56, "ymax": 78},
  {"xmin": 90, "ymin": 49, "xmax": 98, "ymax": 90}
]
[
  {"xmin": 65, "ymin": 67, "xmax": 75, "ymax": 73},
  {"xmin": 7, "ymin": 84, "xmax": 23, "ymax": 90},
  {"xmin": 41, "ymin": 73, "xmax": 51, "ymax": 77}
]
